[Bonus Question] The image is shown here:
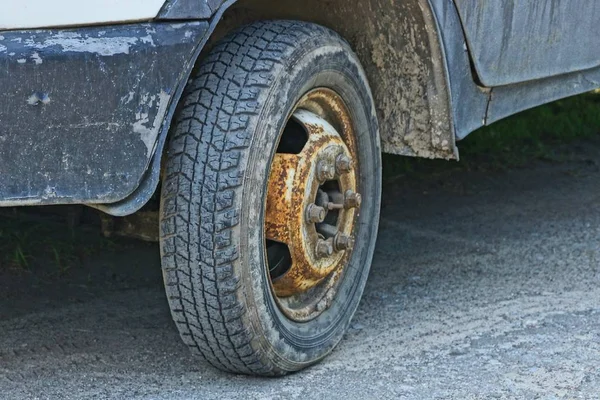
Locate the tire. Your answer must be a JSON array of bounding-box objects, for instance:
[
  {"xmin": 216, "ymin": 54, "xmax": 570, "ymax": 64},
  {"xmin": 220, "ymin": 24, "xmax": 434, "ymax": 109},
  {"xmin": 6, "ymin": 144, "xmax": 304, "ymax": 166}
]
[{"xmin": 160, "ymin": 20, "xmax": 381, "ymax": 375}]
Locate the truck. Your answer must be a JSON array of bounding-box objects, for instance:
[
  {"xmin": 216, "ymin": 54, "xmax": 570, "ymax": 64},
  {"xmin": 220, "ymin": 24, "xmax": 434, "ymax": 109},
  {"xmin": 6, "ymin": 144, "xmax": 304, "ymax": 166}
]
[{"xmin": 2, "ymin": 0, "xmax": 599, "ymax": 375}]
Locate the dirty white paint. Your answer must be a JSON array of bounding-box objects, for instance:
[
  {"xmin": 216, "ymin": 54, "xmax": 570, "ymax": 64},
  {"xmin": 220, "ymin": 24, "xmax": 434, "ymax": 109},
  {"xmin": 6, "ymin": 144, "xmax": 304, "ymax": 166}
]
[
  {"xmin": 0, "ymin": 0, "xmax": 167, "ymax": 30},
  {"xmin": 132, "ymin": 90, "xmax": 171, "ymax": 157}
]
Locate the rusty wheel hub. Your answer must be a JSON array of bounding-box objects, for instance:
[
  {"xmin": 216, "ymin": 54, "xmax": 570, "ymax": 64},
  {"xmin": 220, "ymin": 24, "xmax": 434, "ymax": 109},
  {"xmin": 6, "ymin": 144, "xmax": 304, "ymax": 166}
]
[{"xmin": 265, "ymin": 89, "xmax": 361, "ymax": 320}]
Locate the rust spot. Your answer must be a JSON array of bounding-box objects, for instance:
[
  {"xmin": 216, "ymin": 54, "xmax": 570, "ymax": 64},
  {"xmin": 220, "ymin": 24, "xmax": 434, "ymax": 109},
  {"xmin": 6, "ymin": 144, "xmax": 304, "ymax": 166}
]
[{"xmin": 264, "ymin": 89, "xmax": 361, "ymax": 315}]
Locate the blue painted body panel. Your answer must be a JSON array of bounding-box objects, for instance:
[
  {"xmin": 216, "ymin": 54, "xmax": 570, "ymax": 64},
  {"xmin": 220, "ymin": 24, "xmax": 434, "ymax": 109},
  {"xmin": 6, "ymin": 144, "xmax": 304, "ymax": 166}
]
[
  {"xmin": 428, "ymin": 0, "xmax": 600, "ymax": 139},
  {"xmin": 453, "ymin": 0, "xmax": 600, "ymax": 87}
]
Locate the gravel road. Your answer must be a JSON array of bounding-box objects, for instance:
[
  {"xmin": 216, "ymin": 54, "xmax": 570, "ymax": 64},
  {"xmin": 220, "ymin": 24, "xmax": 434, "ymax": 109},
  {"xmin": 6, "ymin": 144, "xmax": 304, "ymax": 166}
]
[{"xmin": 2, "ymin": 146, "xmax": 600, "ymax": 399}]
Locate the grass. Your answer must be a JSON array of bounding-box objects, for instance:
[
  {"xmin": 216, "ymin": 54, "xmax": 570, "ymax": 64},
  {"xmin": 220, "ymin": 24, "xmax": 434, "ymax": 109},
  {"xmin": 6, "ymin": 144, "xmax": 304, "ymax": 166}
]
[{"xmin": 384, "ymin": 91, "xmax": 600, "ymax": 180}]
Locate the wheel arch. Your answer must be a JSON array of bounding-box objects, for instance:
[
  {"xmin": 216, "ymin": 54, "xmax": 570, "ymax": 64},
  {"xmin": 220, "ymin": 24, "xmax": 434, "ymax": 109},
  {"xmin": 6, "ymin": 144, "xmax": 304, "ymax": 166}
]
[
  {"xmin": 209, "ymin": 0, "xmax": 459, "ymax": 160},
  {"xmin": 100, "ymin": 0, "xmax": 463, "ymax": 215}
]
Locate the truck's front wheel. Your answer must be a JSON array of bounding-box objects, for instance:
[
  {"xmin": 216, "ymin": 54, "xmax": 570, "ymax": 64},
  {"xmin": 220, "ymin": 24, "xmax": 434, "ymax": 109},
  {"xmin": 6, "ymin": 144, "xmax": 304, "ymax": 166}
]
[{"xmin": 160, "ymin": 20, "xmax": 381, "ymax": 375}]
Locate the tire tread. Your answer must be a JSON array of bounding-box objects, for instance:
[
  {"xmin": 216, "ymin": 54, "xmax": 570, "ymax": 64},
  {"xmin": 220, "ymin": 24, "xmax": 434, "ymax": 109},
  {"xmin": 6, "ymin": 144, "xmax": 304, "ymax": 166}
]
[{"xmin": 161, "ymin": 21, "xmax": 341, "ymax": 375}]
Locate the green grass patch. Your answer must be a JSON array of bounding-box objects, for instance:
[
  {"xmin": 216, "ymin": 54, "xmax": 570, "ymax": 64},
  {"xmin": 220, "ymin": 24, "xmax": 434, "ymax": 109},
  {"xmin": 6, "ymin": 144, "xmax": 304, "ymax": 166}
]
[{"xmin": 384, "ymin": 91, "xmax": 600, "ymax": 180}]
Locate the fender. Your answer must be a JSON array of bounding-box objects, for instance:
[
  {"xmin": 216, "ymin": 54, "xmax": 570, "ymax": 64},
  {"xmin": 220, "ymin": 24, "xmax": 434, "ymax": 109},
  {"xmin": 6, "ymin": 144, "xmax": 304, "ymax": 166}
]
[
  {"xmin": 0, "ymin": 22, "xmax": 210, "ymax": 215},
  {"xmin": 102, "ymin": 0, "xmax": 472, "ymax": 215},
  {"xmin": 99, "ymin": 1, "xmax": 240, "ymax": 216}
]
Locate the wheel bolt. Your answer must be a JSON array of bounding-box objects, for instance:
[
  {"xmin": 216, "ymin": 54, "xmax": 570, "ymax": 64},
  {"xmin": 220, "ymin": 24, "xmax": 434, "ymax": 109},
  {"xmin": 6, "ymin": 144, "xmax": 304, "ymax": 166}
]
[
  {"xmin": 317, "ymin": 160, "xmax": 335, "ymax": 182},
  {"xmin": 344, "ymin": 190, "xmax": 362, "ymax": 209},
  {"xmin": 306, "ymin": 204, "xmax": 326, "ymax": 223},
  {"xmin": 315, "ymin": 238, "xmax": 334, "ymax": 258},
  {"xmin": 335, "ymin": 154, "xmax": 353, "ymax": 175},
  {"xmin": 334, "ymin": 233, "xmax": 355, "ymax": 252}
]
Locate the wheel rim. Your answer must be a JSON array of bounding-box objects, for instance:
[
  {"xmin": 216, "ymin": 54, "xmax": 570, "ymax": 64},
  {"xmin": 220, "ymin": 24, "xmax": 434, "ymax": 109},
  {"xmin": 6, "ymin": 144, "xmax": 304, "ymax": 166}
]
[{"xmin": 264, "ymin": 88, "xmax": 361, "ymax": 322}]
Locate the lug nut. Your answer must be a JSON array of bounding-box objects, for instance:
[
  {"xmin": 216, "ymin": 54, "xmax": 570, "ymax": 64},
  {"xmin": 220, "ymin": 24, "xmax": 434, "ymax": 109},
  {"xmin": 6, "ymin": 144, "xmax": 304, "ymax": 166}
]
[
  {"xmin": 344, "ymin": 190, "xmax": 362, "ymax": 209},
  {"xmin": 306, "ymin": 204, "xmax": 326, "ymax": 223},
  {"xmin": 315, "ymin": 238, "xmax": 334, "ymax": 258},
  {"xmin": 334, "ymin": 233, "xmax": 355, "ymax": 252},
  {"xmin": 317, "ymin": 160, "xmax": 335, "ymax": 182},
  {"xmin": 335, "ymin": 154, "xmax": 353, "ymax": 175}
]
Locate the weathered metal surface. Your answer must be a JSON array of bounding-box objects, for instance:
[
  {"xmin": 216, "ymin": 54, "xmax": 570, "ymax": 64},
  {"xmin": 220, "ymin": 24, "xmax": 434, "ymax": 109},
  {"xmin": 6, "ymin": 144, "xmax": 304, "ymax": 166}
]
[
  {"xmin": 210, "ymin": 0, "xmax": 600, "ymax": 146},
  {"xmin": 263, "ymin": 89, "xmax": 361, "ymax": 322},
  {"xmin": 265, "ymin": 108, "xmax": 358, "ymax": 298},
  {"xmin": 120, "ymin": 0, "xmax": 600, "ymax": 218},
  {"xmin": 0, "ymin": 22, "xmax": 208, "ymax": 210},
  {"xmin": 100, "ymin": 2, "xmax": 236, "ymax": 216},
  {"xmin": 453, "ymin": 0, "xmax": 600, "ymax": 88},
  {"xmin": 427, "ymin": 0, "xmax": 600, "ymax": 140},
  {"xmin": 265, "ymin": 153, "xmax": 299, "ymax": 245}
]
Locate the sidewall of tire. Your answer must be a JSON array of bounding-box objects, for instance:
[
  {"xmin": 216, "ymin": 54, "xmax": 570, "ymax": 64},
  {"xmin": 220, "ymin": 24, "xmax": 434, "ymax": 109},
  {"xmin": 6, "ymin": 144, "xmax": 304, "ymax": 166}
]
[{"xmin": 239, "ymin": 34, "xmax": 382, "ymax": 372}]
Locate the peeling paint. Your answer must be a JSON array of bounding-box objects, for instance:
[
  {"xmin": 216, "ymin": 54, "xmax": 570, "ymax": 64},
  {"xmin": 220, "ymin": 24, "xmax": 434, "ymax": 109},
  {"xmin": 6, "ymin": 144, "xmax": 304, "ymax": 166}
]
[
  {"xmin": 62, "ymin": 153, "xmax": 70, "ymax": 169},
  {"xmin": 120, "ymin": 91, "xmax": 136, "ymax": 105},
  {"xmin": 132, "ymin": 90, "xmax": 171, "ymax": 157},
  {"xmin": 30, "ymin": 52, "xmax": 42, "ymax": 64},
  {"xmin": 139, "ymin": 35, "xmax": 155, "ymax": 46},
  {"xmin": 26, "ymin": 94, "xmax": 38, "ymax": 105},
  {"xmin": 24, "ymin": 32, "xmax": 147, "ymax": 56},
  {"xmin": 27, "ymin": 92, "xmax": 51, "ymax": 105}
]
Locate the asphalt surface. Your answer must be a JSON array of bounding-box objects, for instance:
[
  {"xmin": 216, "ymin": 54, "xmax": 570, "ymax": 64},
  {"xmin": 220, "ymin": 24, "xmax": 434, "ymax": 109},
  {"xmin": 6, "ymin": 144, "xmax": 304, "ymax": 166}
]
[{"xmin": 2, "ymin": 146, "xmax": 600, "ymax": 399}]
